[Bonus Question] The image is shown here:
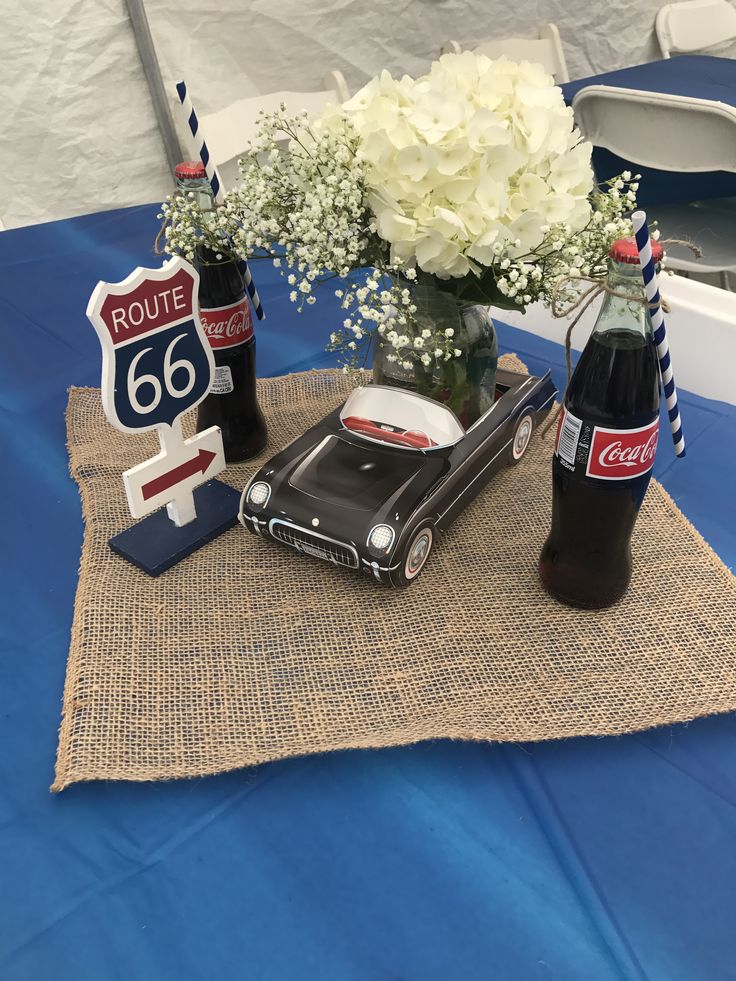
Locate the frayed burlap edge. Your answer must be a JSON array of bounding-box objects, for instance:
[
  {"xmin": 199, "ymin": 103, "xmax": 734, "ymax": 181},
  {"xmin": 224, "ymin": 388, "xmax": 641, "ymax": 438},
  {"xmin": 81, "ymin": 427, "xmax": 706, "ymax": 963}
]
[{"xmin": 53, "ymin": 365, "xmax": 736, "ymax": 790}]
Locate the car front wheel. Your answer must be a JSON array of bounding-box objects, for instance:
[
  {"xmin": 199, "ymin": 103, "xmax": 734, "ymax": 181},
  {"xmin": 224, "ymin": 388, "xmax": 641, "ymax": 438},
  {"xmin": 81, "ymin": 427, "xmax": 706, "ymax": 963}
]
[{"xmin": 392, "ymin": 523, "xmax": 435, "ymax": 587}]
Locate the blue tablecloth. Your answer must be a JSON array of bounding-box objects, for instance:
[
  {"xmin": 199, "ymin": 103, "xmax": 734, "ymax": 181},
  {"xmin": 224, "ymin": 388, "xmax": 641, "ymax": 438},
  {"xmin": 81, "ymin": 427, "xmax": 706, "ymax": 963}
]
[
  {"xmin": 2, "ymin": 204, "xmax": 736, "ymax": 981},
  {"xmin": 561, "ymin": 56, "xmax": 736, "ymax": 207}
]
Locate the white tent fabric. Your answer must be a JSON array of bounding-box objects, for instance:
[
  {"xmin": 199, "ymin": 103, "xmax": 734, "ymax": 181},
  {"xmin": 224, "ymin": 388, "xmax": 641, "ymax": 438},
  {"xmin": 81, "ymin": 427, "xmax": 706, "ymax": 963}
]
[
  {"xmin": 3, "ymin": 1, "xmax": 171, "ymax": 229},
  {"xmin": 3, "ymin": 0, "xmax": 681, "ymax": 229}
]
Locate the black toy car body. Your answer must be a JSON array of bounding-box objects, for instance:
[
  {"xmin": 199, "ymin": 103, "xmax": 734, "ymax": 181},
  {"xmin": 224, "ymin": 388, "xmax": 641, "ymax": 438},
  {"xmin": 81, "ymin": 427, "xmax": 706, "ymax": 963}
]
[{"xmin": 239, "ymin": 366, "xmax": 557, "ymax": 586}]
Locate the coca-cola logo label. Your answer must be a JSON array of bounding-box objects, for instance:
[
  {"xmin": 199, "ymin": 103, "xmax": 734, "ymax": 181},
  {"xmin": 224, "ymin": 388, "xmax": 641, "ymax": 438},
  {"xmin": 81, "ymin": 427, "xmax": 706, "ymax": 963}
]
[
  {"xmin": 199, "ymin": 299, "xmax": 252, "ymax": 349},
  {"xmin": 586, "ymin": 419, "xmax": 659, "ymax": 480}
]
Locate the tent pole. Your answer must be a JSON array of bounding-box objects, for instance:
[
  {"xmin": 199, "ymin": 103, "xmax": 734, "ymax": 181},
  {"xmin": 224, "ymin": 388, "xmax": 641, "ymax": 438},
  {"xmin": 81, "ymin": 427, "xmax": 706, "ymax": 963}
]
[{"xmin": 124, "ymin": 0, "xmax": 183, "ymax": 173}]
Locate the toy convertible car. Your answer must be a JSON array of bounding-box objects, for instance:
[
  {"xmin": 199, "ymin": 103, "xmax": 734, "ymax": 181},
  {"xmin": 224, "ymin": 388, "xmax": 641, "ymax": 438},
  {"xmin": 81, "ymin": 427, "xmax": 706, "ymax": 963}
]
[{"xmin": 239, "ymin": 366, "xmax": 557, "ymax": 586}]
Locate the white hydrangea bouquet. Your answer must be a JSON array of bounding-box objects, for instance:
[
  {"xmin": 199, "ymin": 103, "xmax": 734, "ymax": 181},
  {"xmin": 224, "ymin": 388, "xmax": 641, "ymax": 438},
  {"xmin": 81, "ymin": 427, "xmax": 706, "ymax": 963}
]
[{"xmin": 161, "ymin": 52, "xmax": 637, "ymax": 418}]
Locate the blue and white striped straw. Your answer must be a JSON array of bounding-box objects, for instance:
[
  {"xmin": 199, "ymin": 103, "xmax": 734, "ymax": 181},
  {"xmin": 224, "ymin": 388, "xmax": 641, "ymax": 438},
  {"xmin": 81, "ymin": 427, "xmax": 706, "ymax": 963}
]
[
  {"xmin": 175, "ymin": 79, "xmax": 223, "ymax": 203},
  {"xmin": 175, "ymin": 79, "xmax": 265, "ymax": 321},
  {"xmin": 632, "ymin": 210, "xmax": 685, "ymax": 458},
  {"xmin": 236, "ymin": 260, "xmax": 264, "ymax": 322}
]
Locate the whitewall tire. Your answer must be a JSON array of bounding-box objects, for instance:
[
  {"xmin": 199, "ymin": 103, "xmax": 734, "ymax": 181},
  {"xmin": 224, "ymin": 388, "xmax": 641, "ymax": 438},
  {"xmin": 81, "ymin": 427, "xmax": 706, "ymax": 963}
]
[{"xmin": 509, "ymin": 412, "xmax": 535, "ymax": 464}]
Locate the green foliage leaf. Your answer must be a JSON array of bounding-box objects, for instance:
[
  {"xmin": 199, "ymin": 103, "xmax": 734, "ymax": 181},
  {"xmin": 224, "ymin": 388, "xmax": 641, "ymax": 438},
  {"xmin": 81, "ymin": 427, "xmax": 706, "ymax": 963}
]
[{"xmin": 428, "ymin": 268, "xmax": 524, "ymax": 312}]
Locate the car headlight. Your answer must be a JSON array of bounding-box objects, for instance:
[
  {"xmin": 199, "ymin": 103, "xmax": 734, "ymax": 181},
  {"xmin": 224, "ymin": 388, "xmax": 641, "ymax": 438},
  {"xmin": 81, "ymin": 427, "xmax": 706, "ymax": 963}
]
[
  {"xmin": 367, "ymin": 524, "xmax": 395, "ymax": 554},
  {"xmin": 247, "ymin": 481, "xmax": 271, "ymax": 508}
]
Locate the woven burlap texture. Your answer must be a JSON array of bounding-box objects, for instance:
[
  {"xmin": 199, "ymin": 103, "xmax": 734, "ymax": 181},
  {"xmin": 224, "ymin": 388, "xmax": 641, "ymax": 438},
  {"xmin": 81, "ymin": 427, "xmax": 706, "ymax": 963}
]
[{"xmin": 54, "ymin": 358, "xmax": 736, "ymax": 790}]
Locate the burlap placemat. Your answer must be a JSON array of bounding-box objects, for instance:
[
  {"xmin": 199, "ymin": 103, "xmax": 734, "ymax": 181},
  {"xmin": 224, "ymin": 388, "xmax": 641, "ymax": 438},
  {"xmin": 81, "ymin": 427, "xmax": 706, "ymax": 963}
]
[{"xmin": 54, "ymin": 358, "xmax": 736, "ymax": 790}]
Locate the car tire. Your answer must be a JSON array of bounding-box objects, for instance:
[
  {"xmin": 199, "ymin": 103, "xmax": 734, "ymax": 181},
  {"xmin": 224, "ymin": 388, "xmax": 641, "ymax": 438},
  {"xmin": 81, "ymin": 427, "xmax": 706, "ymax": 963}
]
[
  {"xmin": 508, "ymin": 411, "xmax": 535, "ymax": 464},
  {"xmin": 392, "ymin": 523, "xmax": 435, "ymax": 587}
]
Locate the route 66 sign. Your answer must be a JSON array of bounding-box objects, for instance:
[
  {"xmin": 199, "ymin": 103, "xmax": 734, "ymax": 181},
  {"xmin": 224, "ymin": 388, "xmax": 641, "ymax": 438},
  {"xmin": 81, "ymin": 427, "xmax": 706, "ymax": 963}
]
[
  {"xmin": 86, "ymin": 258, "xmax": 237, "ymax": 569},
  {"xmin": 87, "ymin": 257, "xmax": 214, "ymax": 432}
]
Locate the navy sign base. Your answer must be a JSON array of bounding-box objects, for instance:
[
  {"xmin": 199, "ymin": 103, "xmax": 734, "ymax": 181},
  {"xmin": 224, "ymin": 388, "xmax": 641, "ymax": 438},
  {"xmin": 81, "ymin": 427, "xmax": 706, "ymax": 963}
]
[{"xmin": 109, "ymin": 480, "xmax": 241, "ymax": 577}]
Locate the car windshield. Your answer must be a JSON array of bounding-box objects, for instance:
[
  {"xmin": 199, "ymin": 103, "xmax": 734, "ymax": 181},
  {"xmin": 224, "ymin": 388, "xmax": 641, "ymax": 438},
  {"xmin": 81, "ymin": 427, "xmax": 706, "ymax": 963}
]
[
  {"xmin": 289, "ymin": 435, "xmax": 423, "ymax": 511},
  {"xmin": 339, "ymin": 386, "xmax": 465, "ymax": 450}
]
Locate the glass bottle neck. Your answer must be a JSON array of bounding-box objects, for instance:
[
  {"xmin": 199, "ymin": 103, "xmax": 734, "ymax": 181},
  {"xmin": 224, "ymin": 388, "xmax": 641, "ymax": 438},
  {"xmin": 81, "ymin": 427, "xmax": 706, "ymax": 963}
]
[
  {"xmin": 593, "ymin": 259, "xmax": 655, "ymax": 340},
  {"xmin": 175, "ymin": 176, "xmax": 215, "ymax": 213}
]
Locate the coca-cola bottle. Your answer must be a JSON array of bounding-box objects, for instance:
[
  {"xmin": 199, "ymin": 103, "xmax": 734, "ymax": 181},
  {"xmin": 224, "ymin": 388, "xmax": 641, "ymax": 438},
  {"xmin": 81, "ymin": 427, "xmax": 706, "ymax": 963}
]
[
  {"xmin": 196, "ymin": 245, "xmax": 268, "ymax": 461},
  {"xmin": 538, "ymin": 236, "xmax": 662, "ymax": 608}
]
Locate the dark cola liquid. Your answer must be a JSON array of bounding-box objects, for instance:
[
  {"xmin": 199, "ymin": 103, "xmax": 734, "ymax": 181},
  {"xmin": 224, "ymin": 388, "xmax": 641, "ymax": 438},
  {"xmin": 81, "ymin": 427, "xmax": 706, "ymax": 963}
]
[
  {"xmin": 195, "ymin": 248, "xmax": 267, "ymax": 462},
  {"xmin": 197, "ymin": 337, "xmax": 268, "ymax": 461},
  {"xmin": 539, "ymin": 329, "xmax": 659, "ymax": 609}
]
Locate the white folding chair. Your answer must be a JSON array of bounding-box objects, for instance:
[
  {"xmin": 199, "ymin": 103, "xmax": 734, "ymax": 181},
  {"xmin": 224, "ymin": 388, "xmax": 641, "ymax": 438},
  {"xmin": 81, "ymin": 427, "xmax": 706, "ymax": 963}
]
[
  {"xmin": 656, "ymin": 0, "xmax": 736, "ymax": 57},
  {"xmin": 495, "ymin": 273, "xmax": 736, "ymax": 404},
  {"xmin": 572, "ymin": 84, "xmax": 736, "ymax": 286},
  {"xmin": 441, "ymin": 23, "xmax": 569, "ymax": 83},
  {"xmin": 190, "ymin": 71, "xmax": 350, "ymax": 192}
]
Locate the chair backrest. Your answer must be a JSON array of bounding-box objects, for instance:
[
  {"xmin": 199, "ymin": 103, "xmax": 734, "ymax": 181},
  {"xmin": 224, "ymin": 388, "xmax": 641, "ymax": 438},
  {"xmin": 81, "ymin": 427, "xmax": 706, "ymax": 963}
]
[
  {"xmin": 656, "ymin": 0, "xmax": 736, "ymax": 57},
  {"xmin": 441, "ymin": 24, "xmax": 569, "ymax": 83},
  {"xmin": 495, "ymin": 273, "xmax": 736, "ymax": 404},
  {"xmin": 572, "ymin": 85, "xmax": 736, "ymax": 173},
  {"xmin": 194, "ymin": 71, "xmax": 350, "ymax": 192}
]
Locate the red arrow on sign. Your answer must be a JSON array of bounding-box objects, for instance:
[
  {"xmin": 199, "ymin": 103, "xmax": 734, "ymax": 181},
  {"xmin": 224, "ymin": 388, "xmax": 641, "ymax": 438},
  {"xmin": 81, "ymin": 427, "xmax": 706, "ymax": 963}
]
[{"xmin": 141, "ymin": 449, "xmax": 217, "ymax": 501}]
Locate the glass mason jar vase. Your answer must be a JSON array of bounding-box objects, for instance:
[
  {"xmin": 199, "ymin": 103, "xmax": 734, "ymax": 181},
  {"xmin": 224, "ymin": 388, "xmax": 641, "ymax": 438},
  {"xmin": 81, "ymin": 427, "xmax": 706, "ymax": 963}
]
[{"xmin": 373, "ymin": 302, "xmax": 499, "ymax": 429}]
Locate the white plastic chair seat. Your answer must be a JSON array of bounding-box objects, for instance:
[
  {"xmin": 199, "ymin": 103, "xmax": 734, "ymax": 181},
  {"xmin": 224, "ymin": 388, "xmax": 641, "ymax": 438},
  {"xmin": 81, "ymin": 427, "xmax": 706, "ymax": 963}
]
[
  {"xmin": 653, "ymin": 201, "xmax": 736, "ymax": 273},
  {"xmin": 656, "ymin": 0, "xmax": 736, "ymax": 57},
  {"xmin": 571, "ymin": 84, "xmax": 736, "ymax": 284},
  {"xmin": 442, "ymin": 24, "xmax": 569, "ymax": 83},
  {"xmin": 194, "ymin": 72, "xmax": 350, "ymax": 192},
  {"xmin": 571, "ymin": 85, "xmax": 736, "ymax": 173}
]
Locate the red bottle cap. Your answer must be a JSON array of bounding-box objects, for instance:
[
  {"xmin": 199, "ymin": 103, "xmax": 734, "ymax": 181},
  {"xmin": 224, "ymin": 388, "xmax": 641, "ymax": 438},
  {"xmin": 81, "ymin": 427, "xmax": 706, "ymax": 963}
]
[
  {"xmin": 609, "ymin": 235, "xmax": 663, "ymax": 265},
  {"xmin": 175, "ymin": 161, "xmax": 207, "ymax": 180}
]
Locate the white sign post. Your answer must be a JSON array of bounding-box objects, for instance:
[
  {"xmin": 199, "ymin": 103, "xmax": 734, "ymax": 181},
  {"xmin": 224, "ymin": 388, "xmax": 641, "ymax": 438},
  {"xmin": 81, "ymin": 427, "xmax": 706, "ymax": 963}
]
[{"xmin": 86, "ymin": 256, "xmax": 241, "ymax": 575}]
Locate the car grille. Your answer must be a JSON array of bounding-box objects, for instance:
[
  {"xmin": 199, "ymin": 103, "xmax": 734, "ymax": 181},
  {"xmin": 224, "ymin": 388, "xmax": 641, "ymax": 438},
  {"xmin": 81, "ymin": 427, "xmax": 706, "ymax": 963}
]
[{"xmin": 269, "ymin": 520, "xmax": 359, "ymax": 569}]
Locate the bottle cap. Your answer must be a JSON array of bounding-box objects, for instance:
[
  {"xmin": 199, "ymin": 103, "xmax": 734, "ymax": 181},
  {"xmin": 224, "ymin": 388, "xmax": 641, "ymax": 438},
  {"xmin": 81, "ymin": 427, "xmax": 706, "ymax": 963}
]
[
  {"xmin": 609, "ymin": 235, "xmax": 663, "ymax": 265},
  {"xmin": 175, "ymin": 161, "xmax": 207, "ymax": 180}
]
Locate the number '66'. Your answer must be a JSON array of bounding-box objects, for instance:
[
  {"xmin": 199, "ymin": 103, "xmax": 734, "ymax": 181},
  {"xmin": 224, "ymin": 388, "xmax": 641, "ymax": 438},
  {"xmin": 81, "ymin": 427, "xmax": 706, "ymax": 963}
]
[{"xmin": 127, "ymin": 334, "xmax": 197, "ymax": 414}]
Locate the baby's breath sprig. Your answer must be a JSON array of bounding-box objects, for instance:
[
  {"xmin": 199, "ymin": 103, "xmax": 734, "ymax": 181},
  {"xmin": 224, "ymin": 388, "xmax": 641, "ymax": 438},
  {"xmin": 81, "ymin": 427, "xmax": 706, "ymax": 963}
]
[
  {"xmin": 226, "ymin": 107, "xmax": 372, "ymax": 304},
  {"xmin": 157, "ymin": 192, "xmax": 245, "ymax": 263}
]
